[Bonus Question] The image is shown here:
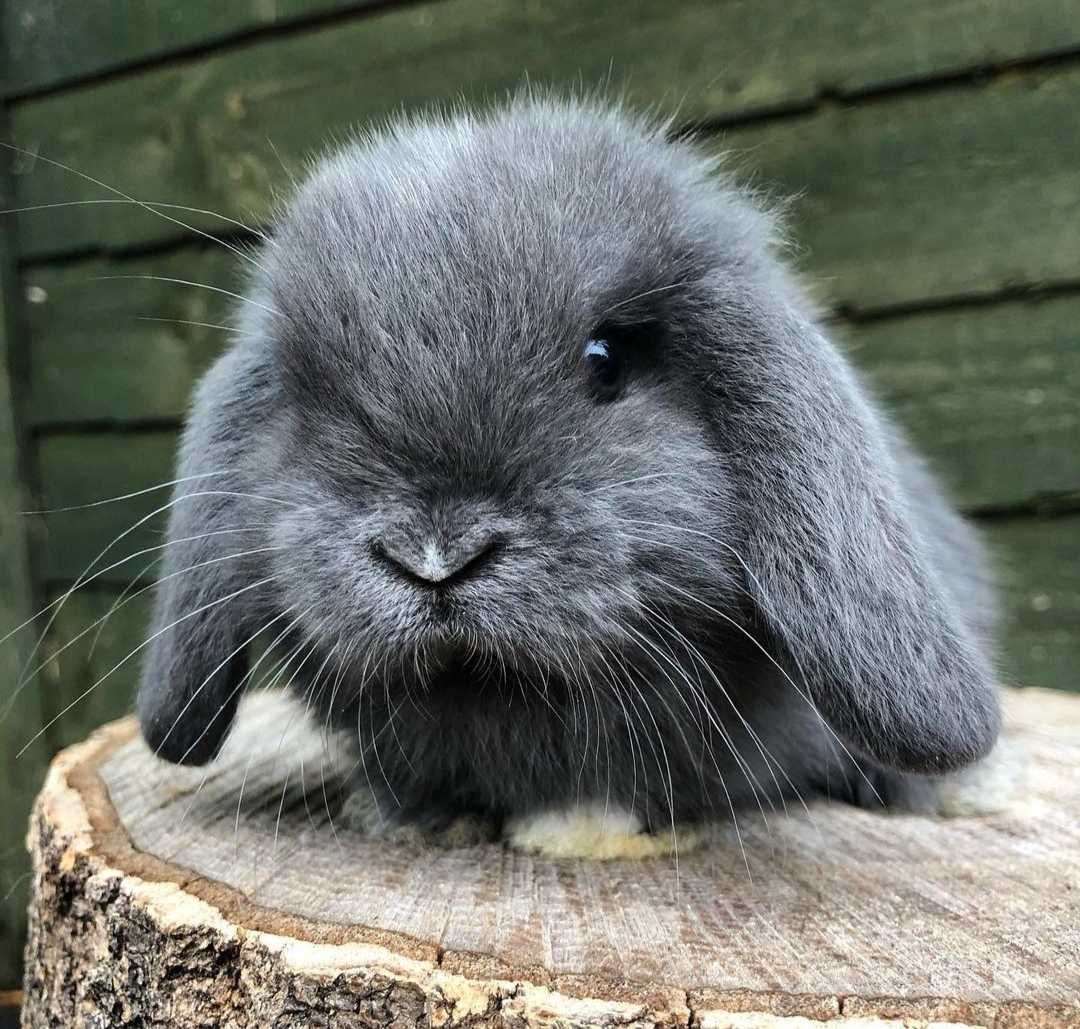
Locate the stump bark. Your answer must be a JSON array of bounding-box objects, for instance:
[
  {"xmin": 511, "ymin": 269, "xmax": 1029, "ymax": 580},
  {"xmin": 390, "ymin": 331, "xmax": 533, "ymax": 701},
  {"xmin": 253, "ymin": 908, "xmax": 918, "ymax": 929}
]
[{"xmin": 21, "ymin": 687, "xmax": 1080, "ymax": 1028}]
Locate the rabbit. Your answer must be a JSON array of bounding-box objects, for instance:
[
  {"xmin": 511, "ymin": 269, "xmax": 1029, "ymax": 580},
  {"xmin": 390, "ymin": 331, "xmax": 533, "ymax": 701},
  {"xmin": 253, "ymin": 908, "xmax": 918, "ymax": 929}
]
[{"xmin": 135, "ymin": 97, "xmax": 1017, "ymax": 858}]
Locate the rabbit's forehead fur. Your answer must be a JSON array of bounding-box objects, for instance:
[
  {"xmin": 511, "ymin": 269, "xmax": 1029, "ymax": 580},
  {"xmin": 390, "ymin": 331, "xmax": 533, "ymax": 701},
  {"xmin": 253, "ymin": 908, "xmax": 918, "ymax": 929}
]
[{"xmin": 268, "ymin": 103, "xmax": 776, "ymax": 393}]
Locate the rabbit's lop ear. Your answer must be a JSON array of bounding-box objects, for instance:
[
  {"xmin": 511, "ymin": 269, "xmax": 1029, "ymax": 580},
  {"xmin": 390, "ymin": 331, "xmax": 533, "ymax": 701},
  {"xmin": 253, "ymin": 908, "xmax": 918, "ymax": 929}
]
[
  {"xmin": 136, "ymin": 344, "xmax": 273, "ymax": 765},
  {"xmin": 136, "ymin": 558, "xmax": 250, "ymax": 767},
  {"xmin": 708, "ymin": 299, "xmax": 1000, "ymax": 774},
  {"xmin": 136, "ymin": 470, "xmax": 254, "ymax": 764}
]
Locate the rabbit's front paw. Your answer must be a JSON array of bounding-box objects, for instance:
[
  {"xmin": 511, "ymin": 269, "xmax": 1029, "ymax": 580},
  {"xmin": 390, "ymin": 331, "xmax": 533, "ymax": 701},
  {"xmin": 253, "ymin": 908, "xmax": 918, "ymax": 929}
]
[
  {"xmin": 506, "ymin": 802, "xmax": 703, "ymax": 859},
  {"xmin": 934, "ymin": 736, "xmax": 1027, "ymax": 817}
]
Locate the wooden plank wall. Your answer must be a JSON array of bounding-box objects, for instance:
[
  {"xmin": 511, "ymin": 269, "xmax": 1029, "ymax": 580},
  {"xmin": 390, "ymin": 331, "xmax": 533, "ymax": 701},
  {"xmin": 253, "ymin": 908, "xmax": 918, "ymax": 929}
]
[
  {"xmin": 0, "ymin": 140, "xmax": 44, "ymax": 993},
  {"xmin": 2, "ymin": 0, "xmax": 1079, "ymax": 985}
]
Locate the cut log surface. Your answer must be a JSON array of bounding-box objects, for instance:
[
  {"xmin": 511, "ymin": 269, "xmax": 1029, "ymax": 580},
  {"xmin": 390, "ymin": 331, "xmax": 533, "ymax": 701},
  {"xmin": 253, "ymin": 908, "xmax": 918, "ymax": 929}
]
[{"xmin": 21, "ymin": 687, "xmax": 1080, "ymax": 1028}]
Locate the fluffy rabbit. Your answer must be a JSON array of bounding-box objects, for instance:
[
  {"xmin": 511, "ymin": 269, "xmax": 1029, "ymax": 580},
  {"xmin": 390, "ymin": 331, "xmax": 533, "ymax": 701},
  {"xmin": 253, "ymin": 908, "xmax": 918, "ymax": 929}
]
[{"xmin": 137, "ymin": 98, "xmax": 1008, "ymax": 853}]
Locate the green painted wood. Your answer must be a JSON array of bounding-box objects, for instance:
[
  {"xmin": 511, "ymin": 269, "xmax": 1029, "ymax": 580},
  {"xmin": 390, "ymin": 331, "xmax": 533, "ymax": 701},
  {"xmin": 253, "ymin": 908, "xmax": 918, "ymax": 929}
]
[
  {"xmin": 9, "ymin": 0, "xmax": 1080, "ymax": 275},
  {"xmin": 2, "ymin": 0, "xmax": 382, "ymax": 97},
  {"xmin": 8, "ymin": 0, "xmax": 1079, "ymax": 101},
  {"xmin": 35, "ymin": 432, "xmax": 179, "ymax": 585},
  {"xmin": 22, "ymin": 242, "xmax": 1080, "ymax": 510},
  {"xmin": 984, "ymin": 514, "xmax": 1080, "ymax": 692},
  {"xmin": 0, "ymin": 157, "xmax": 41, "ymax": 988},
  {"xmin": 37, "ymin": 586, "xmax": 153, "ymax": 751},
  {"xmin": 22, "ymin": 247, "xmax": 237, "ymax": 427},
  {"xmin": 729, "ymin": 69, "xmax": 1080, "ymax": 310},
  {"xmin": 840, "ymin": 296, "xmax": 1080, "ymax": 510}
]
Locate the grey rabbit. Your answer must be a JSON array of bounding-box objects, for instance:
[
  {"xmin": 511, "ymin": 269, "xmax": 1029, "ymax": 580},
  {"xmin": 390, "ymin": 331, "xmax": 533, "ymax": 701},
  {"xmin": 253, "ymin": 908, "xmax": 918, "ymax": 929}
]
[{"xmin": 136, "ymin": 97, "xmax": 1011, "ymax": 854}]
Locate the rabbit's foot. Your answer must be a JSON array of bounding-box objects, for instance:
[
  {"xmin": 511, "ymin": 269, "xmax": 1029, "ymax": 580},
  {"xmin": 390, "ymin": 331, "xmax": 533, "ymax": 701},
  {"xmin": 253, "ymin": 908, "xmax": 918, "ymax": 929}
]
[
  {"xmin": 933, "ymin": 736, "xmax": 1027, "ymax": 817},
  {"xmin": 338, "ymin": 788, "xmax": 499, "ymax": 847},
  {"xmin": 845, "ymin": 736, "xmax": 1027, "ymax": 817},
  {"xmin": 505, "ymin": 802, "xmax": 703, "ymax": 859}
]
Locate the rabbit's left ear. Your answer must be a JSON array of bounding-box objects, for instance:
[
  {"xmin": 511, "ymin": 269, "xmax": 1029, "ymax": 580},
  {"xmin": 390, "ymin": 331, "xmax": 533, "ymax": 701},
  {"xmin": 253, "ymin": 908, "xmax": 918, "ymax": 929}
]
[{"xmin": 705, "ymin": 296, "xmax": 999, "ymax": 774}]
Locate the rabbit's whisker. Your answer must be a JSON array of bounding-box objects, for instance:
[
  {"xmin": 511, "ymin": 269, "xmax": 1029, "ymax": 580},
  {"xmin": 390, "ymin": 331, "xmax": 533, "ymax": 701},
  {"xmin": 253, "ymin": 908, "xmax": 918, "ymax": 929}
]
[
  {"xmin": 620, "ymin": 605, "xmax": 774, "ymax": 832},
  {"xmin": 19, "ymin": 485, "xmax": 307, "ymax": 697},
  {"xmin": 136, "ymin": 316, "xmax": 257, "ymax": 337},
  {"xmin": 599, "ymin": 281, "xmax": 687, "ymax": 319},
  {"xmin": 631, "ymin": 584, "xmax": 816, "ymax": 825},
  {"xmin": 580, "ymin": 639, "xmax": 613, "ymax": 813},
  {"xmin": 351, "ymin": 649, "xmax": 385, "ymax": 825},
  {"xmin": 266, "ymin": 615, "xmax": 341, "ymax": 841},
  {"xmin": 255, "ymin": 614, "xmax": 337, "ymax": 859},
  {"xmin": 611, "ymin": 514, "xmax": 880, "ymax": 803},
  {"xmin": 88, "ymin": 554, "xmax": 161, "ymax": 659},
  {"xmin": 17, "ymin": 575, "xmax": 277, "ymax": 759},
  {"xmin": 26, "ymin": 485, "xmax": 303, "ymax": 668},
  {"xmin": 0, "ymin": 142, "xmax": 273, "ymax": 271},
  {"xmin": 269, "ymin": 631, "xmax": 348, "ymax": 863},
  {"xmin": 643, "ymin": 570, "xmax": 881, "ymax": 807},
  {"xmin": 366, "ymin": 648, "xmax": 402, "ymax": 812},
  {"xmin": 0, "ymin": 142, "xmax": 270, "ymax": 270},
  {"xmin": 167, "ymin": 604, "xmax": 300, "ymax": 765},
  {"xmin": 1, "ymin": 539, "xmax": 282, "ymax": 723},
  {"xmin": 1, "ymin": 197, "xmax": 274, "ymax": 245},
  {"xmin": 621, "ymin": 619, "xmax": 757, "ymax": 880},
  {"xmin": 156, "ymin": 606, "xmax": 298, "ymax": 838},
  {"xmin": 0, "ymin": 520, "xmax": 266, "ymax": 656},
  {"xmin": 601, "ymin": 635, "xmax": 682, "ymax": 882},
  {"xmin": 582, "ymin": 471, "xmax": 682, "ymax": 496},
  {"xmin": 21, "ymin": 469, "xmax": 236, "ymax": 516},
  {"xmin": 90, "ymin": 275, "xmax": 283, "ymax": 319},
  {"xmin": 323, "ymin": 635, "xmax": 357, "ymax": 737},
  {"xmin": 594, "ymin": 639, "xmax": 643, "ymax": 824}
]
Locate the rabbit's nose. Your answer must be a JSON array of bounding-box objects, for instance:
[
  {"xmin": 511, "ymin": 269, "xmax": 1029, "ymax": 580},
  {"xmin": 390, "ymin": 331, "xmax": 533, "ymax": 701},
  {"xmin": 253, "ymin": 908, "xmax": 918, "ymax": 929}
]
[{"xmin": 371, "ymin": 531, "xmax": 502, "ymax": 588}]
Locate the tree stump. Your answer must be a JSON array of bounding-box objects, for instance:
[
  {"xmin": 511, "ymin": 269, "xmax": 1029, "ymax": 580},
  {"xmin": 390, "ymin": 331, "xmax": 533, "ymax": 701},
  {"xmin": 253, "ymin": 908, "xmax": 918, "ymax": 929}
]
[{"xmin": 20, "ymin": 687, "xmax": 1080, "ymax": 1028}]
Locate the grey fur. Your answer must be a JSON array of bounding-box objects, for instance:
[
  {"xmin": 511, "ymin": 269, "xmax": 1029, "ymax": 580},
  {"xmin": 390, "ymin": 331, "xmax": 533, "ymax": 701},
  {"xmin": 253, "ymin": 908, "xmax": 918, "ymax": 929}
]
[{"xmin": 136, "ymin": 98, "xmax": 1001, "ymax": 830}]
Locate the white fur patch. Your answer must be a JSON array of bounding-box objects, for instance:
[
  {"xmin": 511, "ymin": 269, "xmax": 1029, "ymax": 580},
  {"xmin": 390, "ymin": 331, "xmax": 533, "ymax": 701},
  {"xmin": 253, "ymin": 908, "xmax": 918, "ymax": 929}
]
[
  {"xmin": 506, "ymin": 802, "xmax": 703, "ymax": 859},
  {"xmin": 935, "ymin": 737, "xmax": 1028, "ymax": 817}
]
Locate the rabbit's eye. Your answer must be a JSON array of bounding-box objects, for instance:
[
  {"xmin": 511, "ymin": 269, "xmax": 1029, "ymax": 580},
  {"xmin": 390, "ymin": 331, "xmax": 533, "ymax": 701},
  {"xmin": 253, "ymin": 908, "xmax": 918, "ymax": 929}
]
[{"xmin": 583, "ymin": 330, "xmax": 626, "ymax": 402}]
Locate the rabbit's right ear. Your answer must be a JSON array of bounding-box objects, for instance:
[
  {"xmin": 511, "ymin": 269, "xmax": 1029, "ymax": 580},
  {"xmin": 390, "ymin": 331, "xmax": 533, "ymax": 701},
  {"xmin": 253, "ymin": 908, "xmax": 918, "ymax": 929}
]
[
  {"xmin": 702, "ymin": 295, "xmax": 1000, "ymax": 775},
  {"xmin": 136, "ymin": 348, "xmax": 269, "ymax": 766},
  {"xmin": 136, "ymin": 533, "xmax": 251, "ymax": 766},
  {"xmin": 133, "ymin": 472, "xmax": 251, "ymax": 764}
]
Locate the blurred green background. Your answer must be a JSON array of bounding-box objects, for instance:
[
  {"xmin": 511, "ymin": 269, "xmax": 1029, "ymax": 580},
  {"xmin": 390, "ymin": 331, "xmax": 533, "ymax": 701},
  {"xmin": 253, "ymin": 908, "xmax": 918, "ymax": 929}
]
[{"xmin": 1, "ymin": 0, "xmax": 1079, "ymax": 996}]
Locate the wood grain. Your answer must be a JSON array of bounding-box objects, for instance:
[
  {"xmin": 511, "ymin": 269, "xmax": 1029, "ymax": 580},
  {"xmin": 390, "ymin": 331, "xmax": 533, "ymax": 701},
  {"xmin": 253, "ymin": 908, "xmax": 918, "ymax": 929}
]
[
  {"xmin": 840, "ymin": 295, "xmax": 1080, "ymax": 510},
  {"xmin": 9, "ymin": 1, "xmax": 1080, "ymax": 279},
  {"xmin": 22, "ymin": 247, "xmax": 236, "ymax": 428},
  {"xmin": 20, "ymin": 686, "xmax": 1080, "ymax": 1026},
  {"xmin": 8, "ymin": 0, "xmax": 1079, "ymax": 101},
  {"xmin": 2, "ymin": 0, "xmax": 383, "ymax": 97},
  {"xmin": 726, "ymin": 68, "xmax": 1080, "ymax": 309},
  {"xmin": 986, "ymin": 514, "xmax": 1080, "ymax": 694},
  {"xmin": 0, "ymin": 154, "xmax": 41, "ymax": 989}
]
